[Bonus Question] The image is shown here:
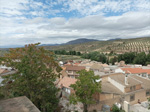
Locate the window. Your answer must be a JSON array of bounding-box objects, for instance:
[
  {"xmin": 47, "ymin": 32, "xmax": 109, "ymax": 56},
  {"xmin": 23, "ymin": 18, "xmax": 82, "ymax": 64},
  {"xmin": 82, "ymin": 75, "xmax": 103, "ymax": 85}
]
[
  {"xmin": 146, "ymin": 90, "xmax": 150, "ymax": 96},
  {"xmin": 130, "ymin": 86, "xmax": 136, "ymax": 91},
  {"xmin": 130, "ymin": 87, "xmax": 133, "ymax": 91},
  {"xmin": 130, "ymin": 94, "xmax": 135, "ymax": 101},
  {"xmin": 68, "ymin": 70, "xmax": 72, "ymax": 73},
  {"xmin": 133, "ymin": 86, "xmax": 136, "ymax": 90}
]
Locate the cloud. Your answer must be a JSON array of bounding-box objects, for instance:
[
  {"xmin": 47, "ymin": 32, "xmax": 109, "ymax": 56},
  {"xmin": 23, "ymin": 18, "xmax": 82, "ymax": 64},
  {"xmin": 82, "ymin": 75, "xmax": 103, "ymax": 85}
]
[
  {"xmin": 1, "ymin": 10, "xmax": 150, "ymax": 46},
  {"xmin": 0, "ymin": 0, "xmax": 150, "ymax": 47},
  {"xmin": 64, "ymin": 0, "xmax": 150, "ymax": 16}
]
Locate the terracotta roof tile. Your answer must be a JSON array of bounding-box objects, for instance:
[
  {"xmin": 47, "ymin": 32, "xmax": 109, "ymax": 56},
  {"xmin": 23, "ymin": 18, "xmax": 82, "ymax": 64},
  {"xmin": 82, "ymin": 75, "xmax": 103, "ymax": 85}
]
[
  {"xmin": 65, "ymin": 65, "xmax": 85, "ymax": 71},
  {"xmin": 0, "ymin": 96, "xmax": 40, "ymax": 112},
  {"xmin": 58, "ymin": 77, "xmax": 77, "ymax": 88},
  {"xmin": 121, "ymin": 68, "xmax": 150, "ymax": 74},
  {"xmin": 109, "ymin": 74, "xmax": 141, "ymax": 87}
]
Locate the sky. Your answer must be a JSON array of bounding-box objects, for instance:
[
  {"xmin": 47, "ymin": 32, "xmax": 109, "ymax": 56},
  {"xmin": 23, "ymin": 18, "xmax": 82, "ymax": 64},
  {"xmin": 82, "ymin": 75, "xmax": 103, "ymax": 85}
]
[{"xmin": 0, "ymin": 0, "xmax": 150, "ymax": 47}]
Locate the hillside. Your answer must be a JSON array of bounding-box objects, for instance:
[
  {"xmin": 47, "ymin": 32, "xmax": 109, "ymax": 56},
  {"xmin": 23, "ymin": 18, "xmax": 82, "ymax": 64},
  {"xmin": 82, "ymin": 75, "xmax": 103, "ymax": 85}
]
[
  {"xmin": 65, "ymin": 38, "xmax": 98, "ymax": 45},
  {"xmin": 44, "ymin": 37, "xmax": 150, "ymax": 54}
]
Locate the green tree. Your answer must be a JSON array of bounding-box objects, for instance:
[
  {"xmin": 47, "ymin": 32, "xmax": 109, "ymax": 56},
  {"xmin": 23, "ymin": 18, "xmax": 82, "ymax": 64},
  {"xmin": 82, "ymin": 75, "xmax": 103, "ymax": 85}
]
[
  {"xmin": 82, "ymin": 52, "xmax": 107, "ymax": 63},
  {"xmin": 133, "ymin": 52, "xmax": 147, "ymax": 65},
  {"xmin": 99, "ymin": 53, "xmax": 107, "ymax": 63},
  {"xmin": 112, "ymin": 104, "xmax": 120, "ymax": 112},
  {"xmin": 109, "ymin": 56, "xmax": 118, "ymax": 65},
  {"xmin": 77, "ymin": 52, "xmax": 81, "ymax": 56},
  {"xmin": 69, "ymin": 70, "xmax": 101, "ymax": 112},
  {"xmin": 118, "ymin": 52, "xmax": 136, "ymax": 64},
  {"xmin": 0, "ymin": 43, "xmax": 62, "ymax": 112},
  {"xmin": 146, "ymin": 53, "xmax": 150, "ymax": 65},
  {"xmin": 148, "ymin": 97, "xmax": 150, "ymax": 110},
  {"xmin": 111, "ymin": 104, "xmax": 125, "ymax": 112}
]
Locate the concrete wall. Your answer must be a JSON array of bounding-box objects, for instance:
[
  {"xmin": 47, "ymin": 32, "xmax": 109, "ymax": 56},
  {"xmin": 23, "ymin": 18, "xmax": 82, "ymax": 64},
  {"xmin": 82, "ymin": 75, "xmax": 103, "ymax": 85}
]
[
  {"xmin": 108, "ymin": 77, "xmax": 125, "ymax": 93},
  {"xmin": 100, "ymin": 93, "xmax": 113, "ymax": 101},
  {"xmin": 88, "ymin": 97, "xmax": 121, "ymax": 111},
  {"xmin": 124, "ymin": 89, "xmax": 150, "ymax": 105},
  {"xmin": 115, "ymin": 68, "xmax": 124, "ymax": 73},
  {"xmin": 125, "ymin": 84, "xmax": 142, "ymax": 93},
  {"xmin": 102, "ymin": 76, "xmax": 108, "ymax": 82}
]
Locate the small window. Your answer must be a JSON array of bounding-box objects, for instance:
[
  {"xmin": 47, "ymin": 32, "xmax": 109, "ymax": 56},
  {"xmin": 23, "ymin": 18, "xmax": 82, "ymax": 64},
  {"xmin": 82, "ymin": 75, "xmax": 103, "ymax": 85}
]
[
  {"xmin": 133, "ymin": 86, "xmax": 136, "ymax": 90},
  {"xmin": 68, "ymin": 70, "xmax": 72, "ymax": 73},
  {"xmin": 146, "ymin": 90, "xmax": 150, "ymax": 96},
  {"xmin": 130, "ymin": 86, "xmax": 136, "ymax": 91},
  {"xmin": 130, "ymin": 87, "xmax": 133, "ymax": 91},
  {"xmin": 130, "ymin": 94, "xmax": 135, "ymax": 101}
]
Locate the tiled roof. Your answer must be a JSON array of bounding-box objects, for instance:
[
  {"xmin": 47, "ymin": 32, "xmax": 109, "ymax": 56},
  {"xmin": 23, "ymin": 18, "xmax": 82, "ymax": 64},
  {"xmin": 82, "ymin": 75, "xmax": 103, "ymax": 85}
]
[
  {"xmin": 90, "ymin": 63, "xmax": 103, "ymax": 70},
  {"xmin": 109, "ymin": 73, "xmax": 141, "ymax": 87},
  {"xmin": 0, "ymin": 96, "xmax": 40, "ymax": 112},
  {"xmin": 121, "ymin": 68, "xmax": 150, "ymax": 74},
  {"xmin": 58, "ymin": 76, "xmax": 77, "ymax": 88},
  {"xmin": 65, "ymin": 65, "xmax": 85, "ymax": 71},
  {"xmin": 0, "ymin": 69, "xmax": 6, "ymax": 74},
  {"xmin": 131, "ymin": 75, "xmax": 150, "ymax": 89},
  {"xmin": 0, "ymin": 69, "xmax": 11, "ymax": 75},
  {"xmin": 102, "ymin": 81, "xmax": 123, "ymax": 95}
]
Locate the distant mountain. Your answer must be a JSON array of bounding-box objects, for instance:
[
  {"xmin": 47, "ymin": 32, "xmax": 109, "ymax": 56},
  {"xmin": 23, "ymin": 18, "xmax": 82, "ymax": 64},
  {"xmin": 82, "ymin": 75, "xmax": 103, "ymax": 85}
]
[
  {"xmin": 44, "ymin": 37, "xmax": 150, "ymax": 54},
  {"xmin": 40, "ymin": 38, "xmax": 99, "ymax": 46},
  {"xmin": 107, "ymin": 38, "xmax": 121, "ymax": 41},
  {"xmin": 39, "ymin": 44, "xmax": 60, "ymax": 46},
  {"xmin": 65, "ymin": 38, "xmax": 99, "ymax": 45}
]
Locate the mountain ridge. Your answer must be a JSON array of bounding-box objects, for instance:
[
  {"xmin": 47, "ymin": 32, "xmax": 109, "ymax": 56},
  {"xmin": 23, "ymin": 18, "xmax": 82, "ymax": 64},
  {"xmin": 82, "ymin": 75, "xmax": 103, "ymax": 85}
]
[{"xmin": 44, "ymin": 37, "xmax": 150, "ymax": 54}]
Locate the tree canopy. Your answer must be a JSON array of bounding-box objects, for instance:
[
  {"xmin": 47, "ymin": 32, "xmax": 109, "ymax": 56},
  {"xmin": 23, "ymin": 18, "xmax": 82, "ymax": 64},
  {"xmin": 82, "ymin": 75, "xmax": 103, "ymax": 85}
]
[
  {"xmin": 148, "ymin": 97, "xmax": 150, "ymax": 110},
  {"xmin": 0, "ymin": 43, "xmax": 62, "ymax": 112},
  {"xmin": 69, "ymin": 70, "xmax": 101, "ymax": 112},
  {"xmin": 82, "ymin": 52, "xmax": 107, "ymax": 63}
]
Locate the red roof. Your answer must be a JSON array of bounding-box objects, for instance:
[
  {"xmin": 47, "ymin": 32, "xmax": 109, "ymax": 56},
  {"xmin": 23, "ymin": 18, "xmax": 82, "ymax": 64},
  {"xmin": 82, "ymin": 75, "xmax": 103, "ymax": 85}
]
[
  {"xmin": 58, "ymin": 77, "xmax": 77, "ymax": 88},
  {"xmin": 121, "ymin": 68, "xmax": 150, "ymax": 74}
]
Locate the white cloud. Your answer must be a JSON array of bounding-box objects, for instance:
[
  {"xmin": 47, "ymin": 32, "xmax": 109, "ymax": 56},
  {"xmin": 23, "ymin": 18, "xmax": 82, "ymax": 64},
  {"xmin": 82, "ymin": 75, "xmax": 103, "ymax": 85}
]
[
  {"xmin": 0, "ymin": 0, "xmax": 150, "ymax": 47},
  {"xmin": 0, "ymin": 11, "xmax": 150, "ymax": 46},
  {"xmin": 64, "ymin": 0, "xmax": 150, "ymax": 15}
]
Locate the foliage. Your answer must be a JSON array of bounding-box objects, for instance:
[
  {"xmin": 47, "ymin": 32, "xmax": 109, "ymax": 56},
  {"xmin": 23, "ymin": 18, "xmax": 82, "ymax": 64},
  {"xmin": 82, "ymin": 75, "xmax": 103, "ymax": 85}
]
[
  {"xmin": 0, "ymin": 43, "xmax": 62, "ymax": 112},
  {"xmin": 54, "ymin": 50, "xmax": 81, "ymax": 56},
  {"xmin": 117, "ymin": 52, "xmax": 150, "ymax": 65},
  {"xmin": 69, "ymin": 70, "xmax": 101, "ymax": 112},
  {"xmin": 109, "ymin": 56, "xmax": 118, "ymax": 65},
  {"xmin": 111, "ymin": 104, "xmax": 125, "ymax": 112},
  {"xmin": 133, "ymin": 52, "xmax": 147, "ymax": 65},
  {"xmin": 148, "ymin": 97, "xmax": 150, "ymax": 110},
  {"xmin": 111, "ymin": 104, "xmax": 120, "ymax": 112},
  {"xmin": 82, "ymin": 52, "xmax": 107, "ymax": 63},
  {"xmin": 146, "ymin": 53, "xmax": 150, "ymax": 65},
  {"xmin": 118, "ymin": 52, "xmax": 136, "ymax": 64}
]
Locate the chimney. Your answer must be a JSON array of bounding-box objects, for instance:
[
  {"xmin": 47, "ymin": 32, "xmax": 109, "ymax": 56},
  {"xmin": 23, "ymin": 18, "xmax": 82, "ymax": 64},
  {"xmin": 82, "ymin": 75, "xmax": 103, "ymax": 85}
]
[{"xmin": 125, "ymin": 75, "xmax": 128, "ymax": 85}]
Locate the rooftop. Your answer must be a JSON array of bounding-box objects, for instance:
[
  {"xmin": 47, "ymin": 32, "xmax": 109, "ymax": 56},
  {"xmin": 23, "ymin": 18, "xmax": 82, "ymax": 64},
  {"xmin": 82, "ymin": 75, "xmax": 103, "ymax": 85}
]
[
  {"xmin": 131, "ymin": 75, "xmax": 150, "ymax": 89},
  {"xmin": 102, "ymin": 81, "xmax": 123, "ymax": 95},
  {"xmin": 0, "ymin": 96, "xmax": 40, "ymax": 112},
  {"xmin": 109, "ymin": 73, "xmax": 142, "ymax": 87},
  {"xmin": 90, "ymin": 63, "xmax": 103, "ymax": 70},
  {"xmin": 121, "ymin": 68, "xmax": 150, "ymax": 74},
  {"xmin": 58, "ymin": 76, "xmax": 77, "ymax": 88},
  {"xmin": 65, "ymin": 65, "xmax": 85, "ymax": 71}
]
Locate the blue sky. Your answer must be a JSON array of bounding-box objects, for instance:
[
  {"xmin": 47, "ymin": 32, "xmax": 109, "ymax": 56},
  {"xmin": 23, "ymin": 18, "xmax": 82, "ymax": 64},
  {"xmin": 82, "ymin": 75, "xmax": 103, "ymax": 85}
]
[{"xmin": 0, "ymin": 0, "xmax": 150, "ymax": 47}]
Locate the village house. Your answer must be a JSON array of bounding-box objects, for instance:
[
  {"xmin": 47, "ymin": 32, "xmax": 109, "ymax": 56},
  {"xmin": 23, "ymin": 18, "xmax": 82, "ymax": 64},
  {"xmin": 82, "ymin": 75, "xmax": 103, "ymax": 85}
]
[
  {"xmin": 88, "ymin": 73, "xmax": 150, "ymax": 112},
  {"xmin": 64, "ymin": 65, "xmax": 85, "ymax": 79},
  {"xmin": 57, "ymin": 76, "xmax": 77, "ymax": 98},
  {"xmin": 115, "ymin": 67, "xmax": 150, "ymax": 79},
  {"xmin": 0, "ymin": 68, "xmax": 16, "ymax": 85},
  {"xmin": 90, "ymin": 63, "xmax": 104, "ymax": 72}
]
